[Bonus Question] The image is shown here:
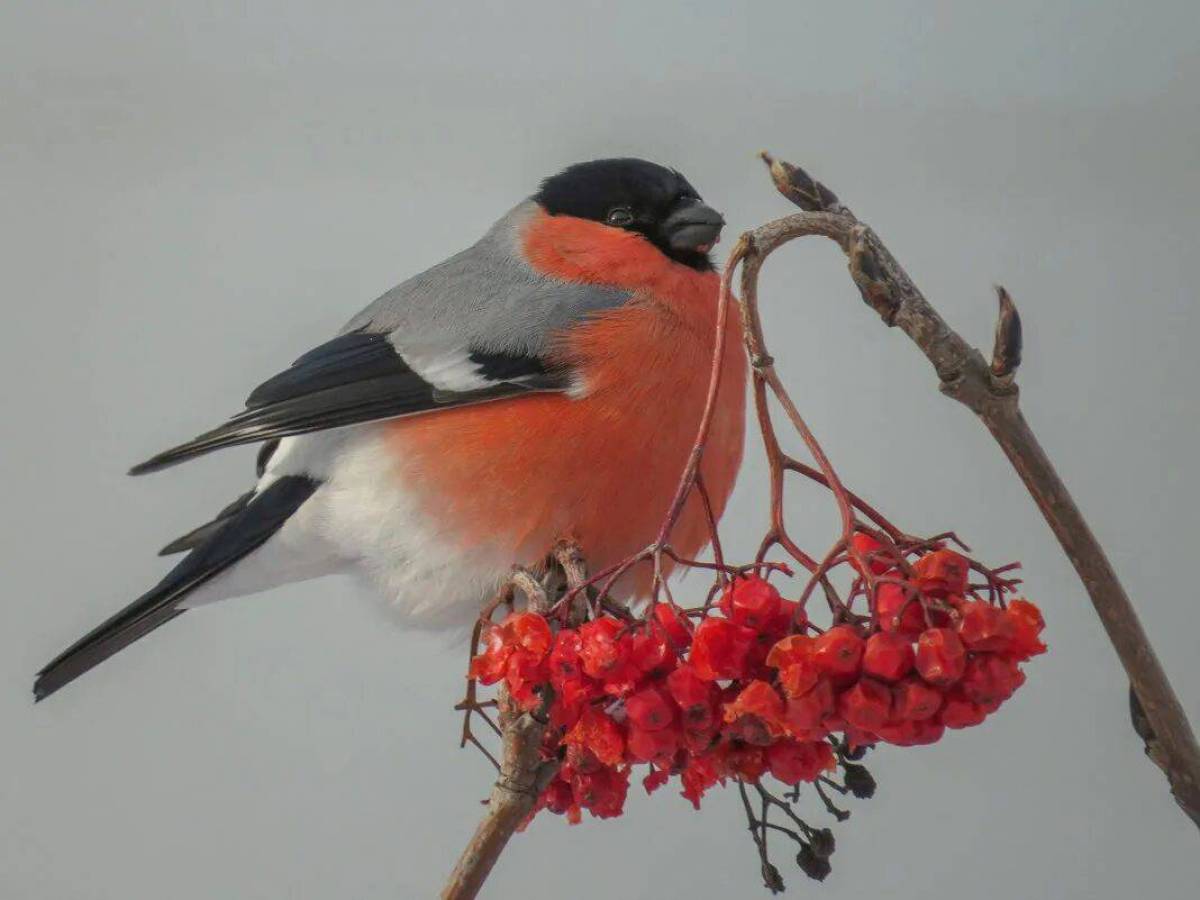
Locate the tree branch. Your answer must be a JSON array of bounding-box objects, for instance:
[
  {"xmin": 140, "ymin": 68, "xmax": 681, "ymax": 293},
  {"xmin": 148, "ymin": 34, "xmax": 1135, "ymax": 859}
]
[
  {"xmin": 440, "ymin": 691, "xmax": 558, "ymax": 900},
  {"xmin": 752, "ymin": 152, "xmax": 1200, "ymax": 828},
  {"xmin": 442, "ymin": 556, "xmax": 589, "ymax": 900}
]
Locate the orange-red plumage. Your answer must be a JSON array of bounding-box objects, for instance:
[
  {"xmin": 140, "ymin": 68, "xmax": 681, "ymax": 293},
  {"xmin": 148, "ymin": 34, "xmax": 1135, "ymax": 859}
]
[{"xmin": 383, "ymin": 209, "xmax": 746, "ymax": 596}]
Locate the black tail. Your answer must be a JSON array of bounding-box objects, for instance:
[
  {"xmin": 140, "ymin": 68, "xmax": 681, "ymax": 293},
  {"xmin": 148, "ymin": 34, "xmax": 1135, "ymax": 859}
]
[{"xmin": 34, "ymin": 476, "xmax": 319, "ymax": 701}]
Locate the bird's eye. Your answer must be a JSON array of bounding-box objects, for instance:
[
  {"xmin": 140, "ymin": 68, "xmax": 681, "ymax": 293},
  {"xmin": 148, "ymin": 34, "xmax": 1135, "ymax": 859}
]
[{"xmin": 606, "ymin": 207, "xmax": 634, "ymax": 227}]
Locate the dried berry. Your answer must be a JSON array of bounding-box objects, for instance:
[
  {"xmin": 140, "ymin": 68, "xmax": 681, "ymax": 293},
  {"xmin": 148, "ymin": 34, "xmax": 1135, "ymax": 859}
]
[
  {"xmin": 808, "ymin": 827, "xmax": 836, "ymax": 859},
  {"xmin": 796, "ymin": 843, "xmax": 832, "ymax": 881},
  {"xmin": 842, "ymin": 763, "xmax": 876, "ymax": 798}
]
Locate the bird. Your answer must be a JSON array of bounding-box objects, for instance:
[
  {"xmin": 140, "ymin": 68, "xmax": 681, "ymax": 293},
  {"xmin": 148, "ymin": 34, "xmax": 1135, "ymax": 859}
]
[{"xmin": 34, "ymin": 158, "xmax": 747, "ymax": 701}]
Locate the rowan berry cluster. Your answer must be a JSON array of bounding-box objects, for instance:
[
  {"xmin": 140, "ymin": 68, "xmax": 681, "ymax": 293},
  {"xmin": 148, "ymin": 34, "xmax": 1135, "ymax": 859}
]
[{"xmin": 468, "ymin": 543, "xmax": 1045, "ymax": 827}]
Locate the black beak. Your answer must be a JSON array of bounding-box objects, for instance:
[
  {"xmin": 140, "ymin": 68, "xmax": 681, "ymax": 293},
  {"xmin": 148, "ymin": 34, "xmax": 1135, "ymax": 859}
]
[{"xmin": 662, "ymin": 200, "xmax": 725, "ymax": 252}]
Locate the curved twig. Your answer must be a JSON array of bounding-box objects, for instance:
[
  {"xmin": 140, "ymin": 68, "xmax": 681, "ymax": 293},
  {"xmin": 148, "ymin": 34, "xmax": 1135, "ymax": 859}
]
[{"xmin": 752, "ymin": 152, "xmax": 1200, "ymax": 828}]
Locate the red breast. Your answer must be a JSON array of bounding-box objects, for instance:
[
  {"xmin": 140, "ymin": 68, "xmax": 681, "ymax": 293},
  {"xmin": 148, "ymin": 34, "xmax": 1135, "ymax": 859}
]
[{"xmin": 383, "ymin": 209, "xmax": 747, "ymax": 597}]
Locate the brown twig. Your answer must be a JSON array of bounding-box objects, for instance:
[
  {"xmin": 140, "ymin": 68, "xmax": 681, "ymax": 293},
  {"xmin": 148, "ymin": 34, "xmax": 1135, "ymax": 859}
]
[
  {"xmin": 442, "ymin": 555, "xmax": 590, "ymax": 900},
  {"xmin": 751, "ymin": 152, "xmax": 1200, "ymax": 828}
]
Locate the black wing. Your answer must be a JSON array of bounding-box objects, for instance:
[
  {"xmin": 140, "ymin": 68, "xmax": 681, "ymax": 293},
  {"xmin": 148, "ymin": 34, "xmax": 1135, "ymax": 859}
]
[{"xmin": 129, "ymin": 332, "xmax": 567, "ymax": 475}]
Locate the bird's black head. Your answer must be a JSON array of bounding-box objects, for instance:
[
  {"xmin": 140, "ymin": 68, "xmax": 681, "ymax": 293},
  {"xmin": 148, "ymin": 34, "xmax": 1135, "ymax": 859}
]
[{"xmin": 534, "ymin": 158, "xmax": 724, "ymax": 271}]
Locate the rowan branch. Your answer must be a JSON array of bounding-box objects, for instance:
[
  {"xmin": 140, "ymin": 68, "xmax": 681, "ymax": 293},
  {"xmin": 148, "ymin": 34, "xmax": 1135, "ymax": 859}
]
[
  {"xmin": 750, "ymin": 151, "xmax": 1200, "ymax": 828},
  {"xmin": 442, "ymin": 553, "xmax": 590, "ymax": 900}
]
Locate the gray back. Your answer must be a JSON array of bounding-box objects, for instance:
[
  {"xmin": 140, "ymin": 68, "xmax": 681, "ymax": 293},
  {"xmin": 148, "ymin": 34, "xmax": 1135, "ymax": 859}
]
[{"xmin": 342, "ymin": 201, "xmax": 631, "ymax": 360}]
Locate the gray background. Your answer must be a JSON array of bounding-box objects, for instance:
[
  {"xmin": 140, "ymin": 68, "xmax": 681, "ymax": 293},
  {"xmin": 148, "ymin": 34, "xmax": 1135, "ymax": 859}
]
[{"xmin": 3, "ymin": 2, "xmax": 1198, "ymax": 898}]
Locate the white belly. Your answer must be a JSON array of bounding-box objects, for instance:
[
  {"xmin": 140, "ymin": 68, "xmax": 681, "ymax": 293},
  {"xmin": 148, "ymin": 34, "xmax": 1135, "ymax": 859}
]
[{"xmin": 180, "ymin": 427, "xmax": 509, "ymax": 628}]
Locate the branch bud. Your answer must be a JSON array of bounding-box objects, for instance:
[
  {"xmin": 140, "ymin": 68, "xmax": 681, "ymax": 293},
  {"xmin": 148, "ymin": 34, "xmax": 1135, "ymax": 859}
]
[
  {"xmin": 760, "ymin": 152, "xmax": 840, "ymax": 212},
  {"xmin": 990, "ymin": 286, "xmax": 1023, "ymax": 379},
  {"xmin": 848, "ymin": 226, "xmax": 899, "ymax": 325}
]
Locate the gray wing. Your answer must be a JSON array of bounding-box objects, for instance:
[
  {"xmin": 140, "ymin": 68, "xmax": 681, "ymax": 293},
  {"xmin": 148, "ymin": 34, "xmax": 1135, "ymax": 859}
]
[{"xmin": 130, "ymin": 202, "xmax": 630, "ymax": 476}]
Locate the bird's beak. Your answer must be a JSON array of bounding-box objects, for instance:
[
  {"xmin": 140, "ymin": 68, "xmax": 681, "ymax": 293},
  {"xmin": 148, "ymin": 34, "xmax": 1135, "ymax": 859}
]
[{"xmin": 662, "ymin": 200, "xmax": 725, "ymax": 253}]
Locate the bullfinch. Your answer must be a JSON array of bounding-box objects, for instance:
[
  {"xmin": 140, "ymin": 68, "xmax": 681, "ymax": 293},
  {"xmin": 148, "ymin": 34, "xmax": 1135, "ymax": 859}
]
[{"xmin": 34, "ymin": 158, "xmax": 747, "ymax": 701}]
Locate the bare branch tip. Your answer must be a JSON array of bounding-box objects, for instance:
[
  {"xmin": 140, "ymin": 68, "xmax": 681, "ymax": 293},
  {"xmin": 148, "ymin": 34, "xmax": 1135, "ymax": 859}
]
[{"xmin": 758, "ymin": 152, "xmax": 840, "ymax": 213}]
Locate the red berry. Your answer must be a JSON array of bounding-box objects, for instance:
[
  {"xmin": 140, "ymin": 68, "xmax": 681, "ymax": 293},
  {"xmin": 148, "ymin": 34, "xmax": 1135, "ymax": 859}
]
[
  {"xmin": 766, "ymin": 634, "xmax": 814, "ymax": 669},
  {"xmin": 940, "ymin": 692, "xmax": 988, "ymax": 729},
  {"xmin": 626, "ymin": 726, "xmax": 679, "ymax": 767},
  {"xmin": 549, "ymin": 677, "xmax": 595, "ymax": 730},
  {"xmin": 915, "ymin": 628, "xmax": 967, "ymax": 686},
  {"xmin": 508, "ymin": 611, "xmax": 552, "ymax": 658},
  {"xmin": 876, "ymin": 718, "xmax": 945, "ymax": 746},
  {"xmin": 812, "ymin": 625, "xmax": 866, "ymax": 677},
  {"xmin": 862, "ymin": 632, "xmax": 915, "ymax": 682},
  {"xmin": 765, "ymin": 598, "xmax": 806, "ymax": 637},
  {"xmin": 850, "ymin": 532, "xmax": 896, "ymax": 575},
  {"xmin": 783, "ymin": 677, "xmax": 836, "ymax": 731},
  {"xmin": 723, "ymin": 680, "xmax": 786, "ymax": 744},
  {"xmin": 548, "ymin": 630, "xmax": 583, "ymax": 686},
  {"xmin": 961, "ymin": 655, "xmax": 1025, "ymax": 710},
  {"xmin": 778, "ymin": 660, "xmax": 821, "ymax": 699},
  {"xmin": 1004, "ymin": 599, "xmax": 1047, "ymax": 660},
  {"xmin": 505, "ymin": 650, "xmax": 548, "ymax": 710},
  {"xmin": 689, "ymin": 618, "xmax": 756, "ymax": 681},
  {"xmin": 957, "ymin": 600, "xmax": 1016, "ymax": 652},
  {"xmin": 564, "ymin": 707, "xmax": 625, "ymax": 766},
  {"xmin": 577, "ymin": 618, "xmax": 630, "ymax": 680},
  {"xmin": 642, "ymin": 768, "xmax": 670, "ymax": 795},
  {"xmin": 726, "ymin": 680, "xmax": 785, "ymax": 721},
  {"xmin": 912, "ymin": 719, "xmax": 946, "ymax": 745},
  {"xmin": 724, "ymin": 576, "xmax": 782, "ymax": 630},
  {"xmin": 913, "ymin": 549, "xmax": 970, "ymax": 597},
  {"xmin": 539, "ymin": 776, "xmax": 575, "ymax": 816},
  {"xmin": 651, "ymin": 603, "xmax": 693, "ymax": 648},
  {"xmin": 468, "ymin": 622, "xmax": 513, "ymax": 685},
  {"xmin": 680, "ymin": 752, "xmax": 723, "ymax": 809},
  {"xmin": 767, "ymin": 740, "xmax": 836, "ymax": 784},
  {"xmin": 666, "ymin": 664, "xmax": 711, "ymax": 707},
  {"xmin": 625, "ymin": 686, "xmax": 675, "ymax": 731},
  {"xmin": 838, "ymin": 678, "xmax": 893, "ymax": 731},
  {"xmin": 724, "ymin": 744, "xmax": 768, "ymax": 782},
  {"xmin": 630, "ymin": 626, "xmax": 673, "ymax": 676},
  {"xmin": 666, "ymin": 665, "xmax": 718, "ymax": 731},
  {"xmin": 893, "ymin": 677, "xmax": 944, "ymax": 721},
  {"xmin": 571, "ymin": 765, "xmax": 629, "ymax": 819},
  {"xmin": 682, "ymin": 727, "xmax": 718, "ymax": 754},
  {"xmin": 565, "ymin": 743, "xmax": 605, "ymax": 775},
  {"xmin": 842, "ymin": 724, "xmax": 878, "ymax": 753},
  {"xmin": 876, "ymin": 582, "xmax": 925, "ymax": 637}
]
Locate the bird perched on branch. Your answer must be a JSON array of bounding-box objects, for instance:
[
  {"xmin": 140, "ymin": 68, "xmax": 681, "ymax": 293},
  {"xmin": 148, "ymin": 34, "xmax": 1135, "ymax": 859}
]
[{"xmin": 35, "ymin": 158, "xmax": 746, "ymax": 701}]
